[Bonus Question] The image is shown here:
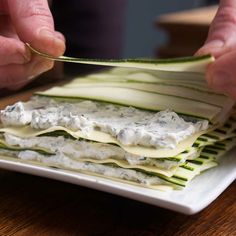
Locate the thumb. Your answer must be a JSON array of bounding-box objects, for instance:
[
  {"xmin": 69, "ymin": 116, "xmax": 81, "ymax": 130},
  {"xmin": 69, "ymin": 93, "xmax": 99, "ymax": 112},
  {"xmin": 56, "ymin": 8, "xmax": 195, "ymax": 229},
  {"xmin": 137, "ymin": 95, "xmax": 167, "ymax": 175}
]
[
  {"xmin": 8, "ymin": 0, "xmax": 65, "ymax": 57},
  {"xmin": 206, "ymin": 51, "xmax": 236, "ymax": 100},
  {"xmin": 196, "ymin": 0, "xmax": 236, "ymax": 58}
]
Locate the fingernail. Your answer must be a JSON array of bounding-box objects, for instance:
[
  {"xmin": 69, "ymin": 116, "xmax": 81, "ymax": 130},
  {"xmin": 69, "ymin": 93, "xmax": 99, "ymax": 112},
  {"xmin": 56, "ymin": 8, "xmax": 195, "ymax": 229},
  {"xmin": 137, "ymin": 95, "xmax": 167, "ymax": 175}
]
[
  {"xmin": 210, "ymin": 71, "xmax": 232, "ymax": 89},
  {"xmin": 38, "ymin": 28, "xmax": 65, "ymax": 44},
  {"xmin": 38, "ymin": 28, "xmax": 65, "ymax": 56},
  {"xmin": 196, "ymin": 40, "xmax": 225, "ymax": 57},
  {"xmin": 204, "ymin": 40, "xmax": 224, "ymax": 49}
]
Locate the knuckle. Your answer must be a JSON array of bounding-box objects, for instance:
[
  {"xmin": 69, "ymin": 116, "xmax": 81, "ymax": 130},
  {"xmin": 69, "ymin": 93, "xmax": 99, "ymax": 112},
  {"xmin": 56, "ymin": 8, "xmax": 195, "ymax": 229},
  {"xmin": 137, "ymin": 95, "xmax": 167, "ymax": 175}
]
[
  {"xmin": 208, "ymin": 6, "xmax": 236, "ymax": 43},
  {"xmin": 215, "ymin": 6, "xmax": 236, "ymax": 26},
  {"xmin": 23, "ymin": 0, "xmax": 52, "ymax": 20}
]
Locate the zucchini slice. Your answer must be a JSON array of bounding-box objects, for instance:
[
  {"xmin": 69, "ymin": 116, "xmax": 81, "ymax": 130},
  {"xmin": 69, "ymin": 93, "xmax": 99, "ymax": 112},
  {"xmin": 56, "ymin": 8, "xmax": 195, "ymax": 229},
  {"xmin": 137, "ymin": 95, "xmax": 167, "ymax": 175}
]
[
  {"xmin": 27, "ymin": 43, "xmax": 214, "ymax": 73},
  {"xmin": 63, "ymin": 81, "xmax": 233, "ymax": 110},
  {"xmin": 36, "ymin": 86, "xmax": 222, "ymax": 122}
]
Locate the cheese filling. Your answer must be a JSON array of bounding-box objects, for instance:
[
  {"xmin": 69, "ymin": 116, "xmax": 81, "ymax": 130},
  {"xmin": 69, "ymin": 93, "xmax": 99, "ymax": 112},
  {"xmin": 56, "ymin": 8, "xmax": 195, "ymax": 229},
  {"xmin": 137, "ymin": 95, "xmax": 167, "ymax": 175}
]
[
  {"xmin": 0, "ymin": 149, "xmax": 166, "ymax": 186},
  {"xmin": 0, "ymin": 97, "xmax": 209, "ymax": 149},
  {"xmin": 2, "ymin": 133, "xmax": 199, "ymax": 169}
]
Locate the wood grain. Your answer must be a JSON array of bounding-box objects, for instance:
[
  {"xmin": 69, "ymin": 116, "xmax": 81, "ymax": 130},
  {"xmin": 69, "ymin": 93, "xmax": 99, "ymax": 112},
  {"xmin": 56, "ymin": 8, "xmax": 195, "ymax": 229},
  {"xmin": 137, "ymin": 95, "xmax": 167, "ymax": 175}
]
[
  {"xmin": 157, "ymin": 6, "xmax": 217, "ymax": 25},
  {"xmin": 0, "ymin": 83, "xmax": 235, "ymax": 236},
  {"xmin": 0, "ymin": 171, "xmax": 234, "ymax": 236}
]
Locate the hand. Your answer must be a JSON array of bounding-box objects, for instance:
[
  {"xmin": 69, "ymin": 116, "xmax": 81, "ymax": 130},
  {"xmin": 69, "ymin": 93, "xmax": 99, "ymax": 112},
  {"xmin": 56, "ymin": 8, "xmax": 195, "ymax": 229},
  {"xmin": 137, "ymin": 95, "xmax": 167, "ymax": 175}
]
[
  {"xmin": 196, "ymin": 0, "xmax": 236, "ymax": 99},
  {"xmin": 0, "ymin": 0, "xmax": 65, "ymax": 90}
]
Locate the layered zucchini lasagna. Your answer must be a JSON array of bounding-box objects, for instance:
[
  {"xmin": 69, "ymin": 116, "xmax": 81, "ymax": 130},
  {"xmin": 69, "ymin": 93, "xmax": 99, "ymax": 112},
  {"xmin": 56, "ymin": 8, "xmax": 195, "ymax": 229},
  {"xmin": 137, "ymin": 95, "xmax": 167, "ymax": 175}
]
[{"xmin": 0, "ymin": 56, "xmax": 235, "ymax": 190}]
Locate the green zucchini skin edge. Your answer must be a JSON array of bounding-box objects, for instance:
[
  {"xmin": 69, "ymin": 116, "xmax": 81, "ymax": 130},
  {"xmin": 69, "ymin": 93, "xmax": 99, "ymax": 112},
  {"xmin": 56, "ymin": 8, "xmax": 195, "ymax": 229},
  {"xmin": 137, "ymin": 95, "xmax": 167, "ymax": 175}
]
[{"xmin": 26, "ymin": 43, "xmax": 213, "ymax": 64}]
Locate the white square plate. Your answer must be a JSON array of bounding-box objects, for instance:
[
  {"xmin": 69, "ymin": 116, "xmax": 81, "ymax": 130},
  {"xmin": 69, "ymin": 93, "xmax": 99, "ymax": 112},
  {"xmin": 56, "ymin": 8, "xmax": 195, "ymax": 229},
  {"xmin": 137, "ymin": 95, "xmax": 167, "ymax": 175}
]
[{"xmin": 0, "ymin": 148, "xmax": 235, "ymax": 215}]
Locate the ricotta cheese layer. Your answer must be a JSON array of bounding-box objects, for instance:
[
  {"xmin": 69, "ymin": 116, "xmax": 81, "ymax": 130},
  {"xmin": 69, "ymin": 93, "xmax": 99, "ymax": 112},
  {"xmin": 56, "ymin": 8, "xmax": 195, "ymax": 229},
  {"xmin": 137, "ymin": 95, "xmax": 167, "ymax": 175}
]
[
  {"xmin": 0, "ymin": 97, "xmax": 209, "ymax": 149},
  {"xmin": 0, "ymin": 147, "xmax": 166, "ymax": 186},
  {"xmin": 3, "ymin": 133, "xmax": 199, "ymax": 169},
  {"xmin": 4, "ymin": 149, "xmax": 166, "ymax": 186}
]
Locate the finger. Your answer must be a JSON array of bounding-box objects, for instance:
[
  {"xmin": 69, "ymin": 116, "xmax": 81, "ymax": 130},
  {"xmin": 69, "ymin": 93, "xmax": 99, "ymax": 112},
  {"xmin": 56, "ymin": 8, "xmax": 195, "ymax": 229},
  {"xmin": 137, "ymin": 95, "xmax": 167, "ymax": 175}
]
[
  {"xmin": 7, "ymin": 81, "xmax": 30, "ymax": 91},
  {"xmin": 54, "ymin": 31, "xmax": 66, "ymax": 43},
  {"xmin": 0, "ymin": 56, "xmax": 54, "ymax": 89},
  {"xmin": 206, "ymin": 50, "xmax": 236, "ymax": 99},
  {"xmin": 0, "ymin": 1, "xmax": 9, "ymax": 14},
  {"xmin": 196, "ymin": 0, "xmax": 236, "ymax": 58},
  {"xmin": 0, "ymin": 14, "xmax": 18, "ymax": 38},
  {"xmin": 8, "ymin": 0, "xmax": 65, "ymax": 57},
  {"xmin": 0, "ymin": 36, "xmax": 30, "ymax": 65}
]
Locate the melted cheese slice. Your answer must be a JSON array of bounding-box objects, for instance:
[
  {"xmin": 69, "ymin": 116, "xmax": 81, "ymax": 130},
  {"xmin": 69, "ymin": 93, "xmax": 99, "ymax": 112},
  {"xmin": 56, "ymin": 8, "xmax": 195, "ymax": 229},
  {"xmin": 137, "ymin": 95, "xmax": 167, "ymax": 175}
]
[
  {"xmin": 0, "ymin": 138, "xmax": 178, "ymax": 177},
  {"xmin": 0, "ymin": 125, "xmax": 207, "ymax": 158}
]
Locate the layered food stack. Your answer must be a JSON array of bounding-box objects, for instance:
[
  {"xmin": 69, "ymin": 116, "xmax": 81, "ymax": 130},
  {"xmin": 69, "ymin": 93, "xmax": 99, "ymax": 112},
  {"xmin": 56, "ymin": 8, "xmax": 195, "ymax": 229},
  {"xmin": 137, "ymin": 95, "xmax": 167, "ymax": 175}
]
[{"xmin": 0, "ymin": 55, "xmax": 235, "ymax": 190}]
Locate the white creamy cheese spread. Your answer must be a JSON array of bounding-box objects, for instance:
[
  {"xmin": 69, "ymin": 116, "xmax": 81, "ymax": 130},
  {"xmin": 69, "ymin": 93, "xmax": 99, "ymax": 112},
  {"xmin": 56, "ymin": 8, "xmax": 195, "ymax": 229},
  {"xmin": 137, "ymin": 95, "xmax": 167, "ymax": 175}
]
[
  {"xmin": 19, "ymin": 150, "xmax": 166, "ymax": 185},
  {"xmin": 0, "ymin": 148, "xmax": 165, "ymax": 186},
  {"xmin": 3, "ymin": 133, "xmax": 199, "ymax": 169},
  {"xmin": 3, "ymin": 133, "xmax": 142, "ymax": 162},
  {"xmin": 0, "ymin": 97, "xmax": 209, "ymax": 149}
]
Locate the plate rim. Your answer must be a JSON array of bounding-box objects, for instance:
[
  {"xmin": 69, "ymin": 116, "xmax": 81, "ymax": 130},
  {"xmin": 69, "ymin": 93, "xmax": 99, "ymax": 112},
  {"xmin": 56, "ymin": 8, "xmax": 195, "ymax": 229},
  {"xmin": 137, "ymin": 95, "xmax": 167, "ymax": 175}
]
[{"xmin": 0, "ymin": 151, "xmax": 235, "ymax": 215}]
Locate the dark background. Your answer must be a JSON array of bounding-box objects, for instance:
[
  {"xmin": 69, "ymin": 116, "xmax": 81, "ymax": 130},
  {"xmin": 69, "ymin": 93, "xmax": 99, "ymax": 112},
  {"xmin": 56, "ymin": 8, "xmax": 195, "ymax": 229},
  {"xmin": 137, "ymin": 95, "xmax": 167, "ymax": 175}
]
[
  {"xmin": 123, "ymin": 0, "xmax": 218, "ymax": 57},
  {"xmin": 52, "ymin": 0, "xmax": 219, "ymax": 59}
]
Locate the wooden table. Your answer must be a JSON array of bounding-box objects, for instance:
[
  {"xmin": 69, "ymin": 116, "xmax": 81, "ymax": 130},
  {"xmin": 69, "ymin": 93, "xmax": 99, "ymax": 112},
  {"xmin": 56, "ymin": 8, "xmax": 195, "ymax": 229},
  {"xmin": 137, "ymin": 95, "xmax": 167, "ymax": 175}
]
[
  {"xmin": 156, "ymin": 6, "xmax": 218, "ymax": 57},
  {"xmin": 0, "ymin": 87, "xmax": 236, "ymax": 235}
]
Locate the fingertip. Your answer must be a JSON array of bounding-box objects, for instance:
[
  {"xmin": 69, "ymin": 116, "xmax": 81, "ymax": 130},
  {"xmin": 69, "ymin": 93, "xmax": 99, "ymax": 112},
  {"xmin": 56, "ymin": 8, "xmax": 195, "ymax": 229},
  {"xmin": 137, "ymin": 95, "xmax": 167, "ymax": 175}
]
[
  {"xmin": 54, "ymin": 31, "xmax": 66, "ymax": 43},
  {"xmin": 35, "ymin": 28, "xmax": 66, "ymax": 57},
  {"xmin": 196, "ymin": 39, "xmax": 226, "ymax": 58},
  {"xmin": 196, "ymin": 47, "xmax": 222, "ymax": 58},
  {"xmin": 195, "ymin": 46, "xmax": 208, "ymax": 57}
]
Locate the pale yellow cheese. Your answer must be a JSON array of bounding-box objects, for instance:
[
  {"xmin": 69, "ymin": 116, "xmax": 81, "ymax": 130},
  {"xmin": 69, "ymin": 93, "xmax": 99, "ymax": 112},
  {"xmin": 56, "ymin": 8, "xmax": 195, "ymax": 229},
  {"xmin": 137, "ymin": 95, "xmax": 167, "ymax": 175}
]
[{"xmin": 0, "ymin": 125, "xmax": 206, "ymax": 158}]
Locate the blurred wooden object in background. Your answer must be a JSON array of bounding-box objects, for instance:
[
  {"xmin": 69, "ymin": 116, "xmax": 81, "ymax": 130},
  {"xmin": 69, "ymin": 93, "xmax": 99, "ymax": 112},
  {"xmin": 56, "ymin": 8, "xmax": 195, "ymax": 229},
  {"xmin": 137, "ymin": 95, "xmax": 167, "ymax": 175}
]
[{"xmin": 156, "ymin": 5, "xmax": 218, "ymax": 58}]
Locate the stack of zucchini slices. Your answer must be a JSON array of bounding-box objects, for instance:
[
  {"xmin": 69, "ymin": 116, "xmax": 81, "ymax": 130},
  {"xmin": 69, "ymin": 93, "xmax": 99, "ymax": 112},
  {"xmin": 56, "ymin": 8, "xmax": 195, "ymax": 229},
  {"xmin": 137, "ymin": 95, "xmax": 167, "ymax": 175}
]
[{"xmin": 0, "ymin": 55, "xmax": 235, "ymax": 191}]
